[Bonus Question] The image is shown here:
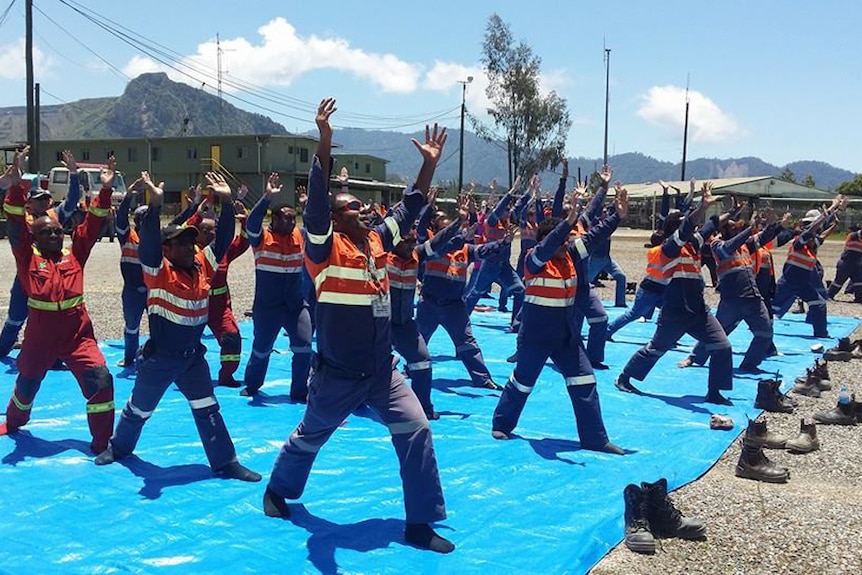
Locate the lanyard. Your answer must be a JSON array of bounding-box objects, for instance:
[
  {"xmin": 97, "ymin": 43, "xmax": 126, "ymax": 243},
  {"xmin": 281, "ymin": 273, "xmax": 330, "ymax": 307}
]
[{"xmin": 361, "ymin": 241, "xmax": 386, "ymax": 296}]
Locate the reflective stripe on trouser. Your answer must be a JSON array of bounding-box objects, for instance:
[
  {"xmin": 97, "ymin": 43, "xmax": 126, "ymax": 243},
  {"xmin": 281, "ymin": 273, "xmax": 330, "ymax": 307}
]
[
  {"xmin": 392, "ymin": 319, "xmax": 433, "ymax": 415},
  {"xmin": 207, "ymin": 299, "xmax": 242, "ymax": 383},
  {"xmin": 772, "ymin": 275, "xmax": 829, "ymax": 337},
  {"xmin": 267, "ymin": 361, "xmax": 446, "ymax": 524},
  {"xmin": 573, "ymin": 288, "xmax": 608, "ymax": 363},
  {"xmin": 243, "ymin": 304, "xmax": 312, "ymax": 397},
  {"xmin": 86, "ymin": 387, "xmax": 115, "ymax": 453},
  {"xmin": 4, "ymin": 378, "xmax": 40, "ymax": 431},
  {"xmin": 111, "ymin": 352, "xmax": 236, "ymax": 470},
  {"xmin": 690, "ymin": 297, "xmax": 773, "ymax": 369},
  {"xmin": 607, "ymin": 287, "xmax": 662, "ymax": 338},
  {"xmin": 493, "ymin": 334, "xmax": 608, "ymax": 446},
  {"xmin": 623, "ymin": 308, "xmax": 732, "ymax": 392},
  {"xmin": 416, "ymin": 298, "xmax": 493, "ymax": 388},
  {"xmin": 0, "ymin": 276, "xmax": 28, "ymax": 357},
  {"xmin": 122, "ymin": 285, "xmax": 147, "ymax": 364}
]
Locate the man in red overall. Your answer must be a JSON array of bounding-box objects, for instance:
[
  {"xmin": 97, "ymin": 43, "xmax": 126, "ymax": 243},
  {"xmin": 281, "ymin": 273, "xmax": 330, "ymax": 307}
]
[{"xmin": 0, "ymin": 148, "xmax": 115, "ymax": 453}]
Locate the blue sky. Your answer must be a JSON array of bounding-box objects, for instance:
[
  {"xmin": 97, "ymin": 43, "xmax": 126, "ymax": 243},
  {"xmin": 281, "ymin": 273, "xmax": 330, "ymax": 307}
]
[{"xmin": 1, "ymin": 0, "xmax": 859, "ymax": 173}]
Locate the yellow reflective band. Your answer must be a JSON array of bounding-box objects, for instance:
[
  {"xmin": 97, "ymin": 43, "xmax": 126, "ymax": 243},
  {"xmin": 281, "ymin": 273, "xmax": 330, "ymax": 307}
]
[
  {"xmin": 209, "ymin": 286, "xmax": 229, "ymax": 296},
  {"xmin": 12, "ymin": 394, "xmax": 32, "ymax": 411},
  {"xmin": 220, "ymin": 354, "xmax": 241, "ymax": 362},
  {"xmin": 4, "ymin": 203, "xmax": 26, "ymax": 216},
  {"xmin": 240, "ymin": 229, "xmax": 248, "ymax": 238},
  {"xmin": 27, "ymin": 295, "xmax": 85, "ymax": 311},
  {"xmin": 86, "ymin": 401, "xmax": 115, "ymax": 414},
  {"xmin": 88, "ymin": 204, "xmax": 109, "ymax": 217}
]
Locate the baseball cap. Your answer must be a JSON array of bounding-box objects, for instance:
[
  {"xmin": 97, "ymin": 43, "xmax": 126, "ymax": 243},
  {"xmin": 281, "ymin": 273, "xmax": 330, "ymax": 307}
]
[
  {"xmin": 28, "ymin": 188, "xmax": 51, "ymax": 201},
  {"xmin": 160, "ymin": 223, "xmax": 198, "ymax": 244},
  {"xmin": 800, "ymin": 209, "xmax": 820, "ymax": 224}
]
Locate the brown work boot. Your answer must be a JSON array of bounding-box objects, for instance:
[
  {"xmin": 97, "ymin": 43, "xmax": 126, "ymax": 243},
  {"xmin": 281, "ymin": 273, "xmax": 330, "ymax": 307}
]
[
  {"xmin": 785, "ymin": 418, "xmax": 820, "ymax": 454},
  {"xmin": 754, "ymin": 377, "xmax": 794, "ymax": 413},
  {"xmin": 735, "ymin": 441, "xmax": 790, "ymax": 483},
  {"xmin": 812, "ymin": 358, "xmax": 831, "ymax": 388},
  {"xmin": 744, "ymin": 417, "xmax": 788, "ymax": 450},
  {"xmin": 791, "ymin": 369, "xmax": 822, "ymax": 398},
  {"xmin": 814, "ymin": 398, "xmax": 858, "ymax": 426}
]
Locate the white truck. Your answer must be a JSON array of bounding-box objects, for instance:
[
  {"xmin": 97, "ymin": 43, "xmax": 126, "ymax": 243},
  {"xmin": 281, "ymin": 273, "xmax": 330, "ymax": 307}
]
[{"xmin": 48, "ymin": 163, "xmax": 127, "ymax": 208}]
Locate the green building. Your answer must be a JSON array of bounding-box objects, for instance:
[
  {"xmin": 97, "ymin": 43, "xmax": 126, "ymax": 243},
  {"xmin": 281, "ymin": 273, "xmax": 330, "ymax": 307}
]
[{"xmin": 36, "ymin": 135, "xmax": 399, "ymax": 211}]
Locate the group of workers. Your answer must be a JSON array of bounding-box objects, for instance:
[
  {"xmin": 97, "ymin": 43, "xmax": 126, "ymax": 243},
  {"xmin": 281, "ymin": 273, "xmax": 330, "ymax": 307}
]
[{"xmin": 0, "ymin": 97, "xmax": 855, "ymax": 555}]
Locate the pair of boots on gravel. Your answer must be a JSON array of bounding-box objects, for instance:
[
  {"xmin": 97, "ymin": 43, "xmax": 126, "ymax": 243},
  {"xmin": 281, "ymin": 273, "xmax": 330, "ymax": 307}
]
[
  {"xmin": 735, "ymin": 417, "xmax": 820, "ymax": 484},
  {"xmin": 623, "ymin": 478, "xmax": 706, "ymax": 554}
]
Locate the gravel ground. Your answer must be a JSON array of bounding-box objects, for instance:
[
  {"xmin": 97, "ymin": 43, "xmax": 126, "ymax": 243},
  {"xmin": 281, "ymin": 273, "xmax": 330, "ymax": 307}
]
[{"xmin": 1, "ymin": 228, "xmax": 861, "ymax": 574}]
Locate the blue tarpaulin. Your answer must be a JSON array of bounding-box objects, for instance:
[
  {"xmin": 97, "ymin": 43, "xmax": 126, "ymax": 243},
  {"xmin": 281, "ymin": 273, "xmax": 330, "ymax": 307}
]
[{"xmin": 0, "ymin": 307, "xmax": 857, "ymax": 574}]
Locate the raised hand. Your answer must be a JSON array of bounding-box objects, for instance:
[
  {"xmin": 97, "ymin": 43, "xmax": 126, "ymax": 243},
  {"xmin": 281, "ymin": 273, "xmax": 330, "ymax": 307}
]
[
  {"xmin": 410, "ymin": 123, "xmax": 448, "ymax": 165},
  {"xmin": 61, "ymin": 150, "xmax": 77, "ymax": 173},
  {"xmin": 265, "ymin": 172, "xmax": 281, "ymax": 200},
  {"xmin": 10, "ymin": 145, "xmax": 29, "ymax": 184},
  {"xmin": 100, "ymin": 155, "xmax": 116, "ymax": 188},
  {"xmin": 427, "ymin": 186, "xmax": 439, "ymax": 207},
  {"xmin": 701, "ymin": 181, "xmax": 716, "ymax": 205},
  {"xmin": 659, "ymin": 179, "xmax": 669, "ymax": 190},
  {"xmin": 205, "ymin": 171, "xmax": 232, "ymax": 200},
  {"xmin": 599, "ymin": 165, "xmax": 612, "ymax": 187},
  {"xmin": 338, "ymin": 166, "xmax": 349, "ymax": 187},
  {"xmin": 296, "ymin": 185, "xmax": 308, "ymax": 206},
  {"xmin": 316, "ymin": 97, "xmax": 337, "ymax": 138},
  {"xmin": 234, "ymin": 201, "xmax": 248, "ymax": 218},
  {"xmin": 615, "ymin": 188, "xmax": 629, "ymax": 219},
  {"xmin": 237, "ymin": 183, "xmax": 249, "ymax": 202}
]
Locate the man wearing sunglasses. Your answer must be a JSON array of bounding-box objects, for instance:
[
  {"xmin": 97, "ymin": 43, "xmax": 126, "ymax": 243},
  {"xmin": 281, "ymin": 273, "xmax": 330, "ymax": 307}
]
[
  {"xmin": 0, "ymin": 148, "xmax": 115, "ymax": 454},
  {"xmin": 263, "ymin": 98, "xmax": 455, "ymax": 554}
]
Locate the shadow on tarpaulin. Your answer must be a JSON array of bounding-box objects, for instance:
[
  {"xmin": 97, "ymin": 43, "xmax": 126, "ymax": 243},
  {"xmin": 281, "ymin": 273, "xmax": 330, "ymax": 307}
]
[{"xmin": 0, "ymin": 309, "xmax": 856, "ymax": 574}]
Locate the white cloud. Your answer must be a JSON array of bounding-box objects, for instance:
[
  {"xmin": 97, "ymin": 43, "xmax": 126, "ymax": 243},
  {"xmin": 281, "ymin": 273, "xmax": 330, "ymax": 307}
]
[
  {"xmin": 0, "ymin": 39, "xmax": 53, "ymax": 80},
  {"xmin": 637, "ymin": 85, "xmax": 742, "ymax": 143},
  {"xmin": 121, "ymin": 17, "xmax": 421, "ymax": 94}
]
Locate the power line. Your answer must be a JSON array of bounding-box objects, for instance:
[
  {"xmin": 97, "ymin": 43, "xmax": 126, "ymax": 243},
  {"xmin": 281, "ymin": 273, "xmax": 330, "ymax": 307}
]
[{"xmin": 0, "ymin": 0, "xmax": 17, "ymax": 30}]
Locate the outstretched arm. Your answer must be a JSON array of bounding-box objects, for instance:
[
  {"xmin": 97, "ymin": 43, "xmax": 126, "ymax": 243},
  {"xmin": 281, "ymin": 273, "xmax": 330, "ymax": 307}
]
[{"xmin": 304, "ymin": 98, "xmax": 338, "ymax": 264}]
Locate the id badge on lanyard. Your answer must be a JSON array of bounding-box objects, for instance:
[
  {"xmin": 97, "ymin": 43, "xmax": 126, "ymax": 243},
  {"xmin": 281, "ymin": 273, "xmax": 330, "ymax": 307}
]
[{"xmin": 365, "ymin": 244, "xmax": 390, "ymax": 318}]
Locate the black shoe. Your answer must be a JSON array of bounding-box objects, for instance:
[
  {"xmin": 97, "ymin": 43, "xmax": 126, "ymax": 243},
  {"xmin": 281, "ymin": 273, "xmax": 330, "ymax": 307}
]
[
  {"xmin": 642, "ymin": 478, "xmax": 706, "ymax": 540},
  {"xmin": 615, "ymin": 375, "xmax": 642, "ymax": 394},
  {"xmin": 404, "ymin": 523, "xmax": 455, "ymax": 554},
  {"xmin": 94, "ymin": 445, "xmax": 117, "ymax": 466},
  {"xmin": 582, "ymin": 441, "xmax": 625, "ymax": 455},
  {"xmin": 240, "ymin": 387, "xmax": 260, "ymax": 397},
  {"xmin": 263, "ymin": 487, "xmax": 291, "ymax": 518},
  {"xmin": 623, "ymin": 484, "xmax": 656, "ymax": 554},
  {"xmin": 426, "ymin": 410, "xmax": 440, "ymax": 421},
  {"xmin": 506, "ymin": 352, "xmax": 519, "ymax": 363},
  {"xmin": 218, "ymin": 376, "xmax": 243, "ymax": 388},
  {"xmin": 289, "ymin": 394, "xmax": 308, "ymax": 404},
  {"xmin": 591, "ymin": 361, "xmax": 610, "ymax": 370},
  {"xmin": 498, "ymin": 306, "xmax": 509, "ymax": 313},
  {"xmin": 214, "ymin": 461, "xmax": 262, "ymax": 482}
]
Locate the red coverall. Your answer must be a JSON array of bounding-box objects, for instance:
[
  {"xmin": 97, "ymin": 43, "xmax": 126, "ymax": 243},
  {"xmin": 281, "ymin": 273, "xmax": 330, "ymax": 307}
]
[{"xmin": 1, "ymin": 183, "xmax": 114, "ymax": 452}]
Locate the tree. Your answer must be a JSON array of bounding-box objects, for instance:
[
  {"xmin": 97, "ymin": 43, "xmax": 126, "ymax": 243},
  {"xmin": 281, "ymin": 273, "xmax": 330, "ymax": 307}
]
[
  {"xmin": 476, "ymin": 14, "xmax": 571, "ymax": 186},
  {"xmin": 778, "ymin": 167, "xmax": 796, "ymax": 183},
  {"xmin": 802, "ymin": 173, "xmax": 816, "ymax": 188},
  {"xmin": 836, "ymin": 174, "xmax": 862, "ymax": 196}
]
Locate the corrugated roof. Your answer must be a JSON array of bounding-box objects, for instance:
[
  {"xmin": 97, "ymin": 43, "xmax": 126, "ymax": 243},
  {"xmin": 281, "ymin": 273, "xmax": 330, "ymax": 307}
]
[{"xmin": 622, "ymin": 176, "xmax": 836, "ymax": 200}]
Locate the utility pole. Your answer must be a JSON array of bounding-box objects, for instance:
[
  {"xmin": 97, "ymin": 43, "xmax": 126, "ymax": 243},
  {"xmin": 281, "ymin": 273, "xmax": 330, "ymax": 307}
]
[
  {"xmin": 25, "ymin": 0, "xmax": 36, "ymax": 172},
  {"xmin": 33, "ymin": 83, "xmax": 40, "ymax": 173},
  {"xmin": 457, "ymin": 75, "xmax": 473, "ymax": 195},
  {"xmin": 602, "ymin": 46, "xmax": 611, "ymax": 167},
  {"xmin": 217, "ymin": 33, "xmax": 223, "ymax": 135},
  {"xmin": 681, "ymin": 74, "xmax": 691, "ymax": 181}
]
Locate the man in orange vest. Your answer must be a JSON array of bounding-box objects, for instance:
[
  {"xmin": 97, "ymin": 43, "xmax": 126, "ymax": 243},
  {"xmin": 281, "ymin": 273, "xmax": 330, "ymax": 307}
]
[
  {"xmin": 241, "ymin": 174, "xmax": 311, "ymax": 399},
  {"xmin": 263, "ymin": 98, "xmax": 454, "ymax": 554},
  {"xmin": 680, "ymin": 209, "xmax": 790, "ymax": 372},
  {"xmin": 95, "ymin": 171, "xmax": 260, "ymax": 482},
  {"xmin": 616, "ymin": 183, "xmax": 735, "ymax": 405},
  {"xmin": 826, "ymin": 225, "xmax": 862, "ymax": 302},
  {"xmin": 492, "ymin": 182, "xmax": 627, "ymax": 454},
  {"xmin": 772, "ymin": 198, "xmax": 846, "ymax": 338},
  {"xmin": 0, "ymin": 148, "xmax": 114, "ymax": 453}
]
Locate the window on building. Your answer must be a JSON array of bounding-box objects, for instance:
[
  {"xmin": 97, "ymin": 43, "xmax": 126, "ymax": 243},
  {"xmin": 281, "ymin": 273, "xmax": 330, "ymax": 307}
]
[
  {"xmin": 237, "ymin": 146, "xmax": 246, "ymax": 159},
  {"xmin": 55, "ymin": 150, "xmax": 63, "ymax": 162},
  {"xmin": 299, "ymin": 148, "xmax": 309, "ymax": 163},
  {"xmin": 365, "ymin": 163, "xmax": 371, "ymax": 174},
  {"xmin": 354, "ymin": 162, "xmax": 359, "ymax": 170},
  {"xmin": 152, "ymin": 147, "xmax": 161, "ymax": 162},
  {"xmin": 127, "ymin": 147, "xmax": 138, "ymax": 163},
  {"xmin": 187, "ymin": 147, "xmax": 198, "ymax": 160},
  {"xmin": 82, "ymin": 149, "xmax": 90, "ymax": 161},
  {"xmin": 288, "ymin": 146, "xmax": 294, "ymax": 154}
]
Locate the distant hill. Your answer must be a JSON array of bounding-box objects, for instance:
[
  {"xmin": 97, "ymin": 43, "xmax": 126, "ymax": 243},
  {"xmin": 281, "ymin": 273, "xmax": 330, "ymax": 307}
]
[{"xmin": 0, "ymin": 73, "xmax": 854, "ymax": 189}]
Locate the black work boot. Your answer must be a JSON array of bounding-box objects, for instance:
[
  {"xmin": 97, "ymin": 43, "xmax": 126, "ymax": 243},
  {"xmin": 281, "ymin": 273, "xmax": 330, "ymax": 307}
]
[
  {"xmin": 735, "ymin": 441, "xmax": 790, "ymax": 483},
  {"xmin": 792, "ymin": 369, "xmax": 822, "ymax": 398},
  {"xmin": 754, "ymin": 377, "xmax": 794, "ymax": 413},
  {"xmin": 744, "ymin": 417, "xmax": 788, "ymax": 449},
  {"xmin": 623, "ymin": 484, "xmax": 655, "ymax": 554},
  {"xmin": 814, "ymin": 399, "xmax": 858, "ymax": 426},
  {"xmin": 641, "ymin": 478, "xmax": 706, "ymax": 540},
  {"xmin": 785, "ymin": 418, "xmax": 820, "ymax": 454}
]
